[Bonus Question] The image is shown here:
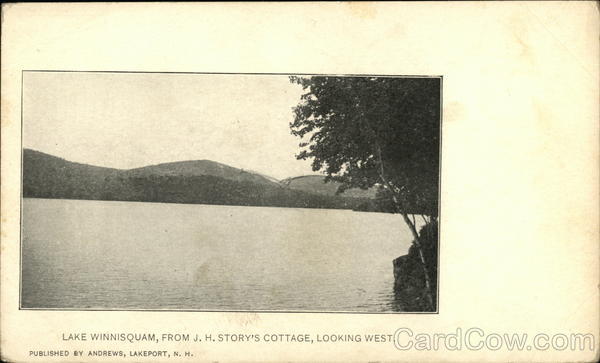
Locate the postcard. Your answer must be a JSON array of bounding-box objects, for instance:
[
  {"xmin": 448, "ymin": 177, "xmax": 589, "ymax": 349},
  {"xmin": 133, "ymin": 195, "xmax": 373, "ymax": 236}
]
[{"xmin": 1, "ymin": 2, "xmax": 598, "ymax": 362}]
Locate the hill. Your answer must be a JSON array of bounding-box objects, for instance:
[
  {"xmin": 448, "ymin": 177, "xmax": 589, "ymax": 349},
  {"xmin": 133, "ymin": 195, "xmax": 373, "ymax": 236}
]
[
  {"xmin": 22, "ymin": 149, "xmax": 380, "ymax": 211},
  {"xmin": 23, "ymin": 149, "xmax": 128, "ymax": 200},
  {"xmin": 127, "ymin": 160, "xmax": 280, "ymax": 187},
  {"xmin": 281, "ymin": 175, "xmax": 377, "ymax": 198}
]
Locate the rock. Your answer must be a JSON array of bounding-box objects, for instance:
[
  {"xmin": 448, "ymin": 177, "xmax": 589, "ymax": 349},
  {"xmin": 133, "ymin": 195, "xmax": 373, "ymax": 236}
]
[{"xmin": 392, "ymin": 221, "xmax": 438, "ymax": 312}]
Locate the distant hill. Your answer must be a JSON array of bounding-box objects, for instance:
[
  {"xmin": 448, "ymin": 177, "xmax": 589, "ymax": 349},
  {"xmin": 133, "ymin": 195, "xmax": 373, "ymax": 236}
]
[
  {"xmin": 22, "ymin": 149, "xmax": 382, "ymax": 211},
  {"xmin": 281, "ymin": 175, "xmax": 377, "ymax": 198},
  {"xmin": 23, "ymin": 149, "xmax": 128, "ymax": 200},
  {"xmin": 23, "ymin": 149, "xmax": 120, "ymax": 177},
  {"xmin": 127, "ymin": 160, "xmax": 280, "ymax": 187}
]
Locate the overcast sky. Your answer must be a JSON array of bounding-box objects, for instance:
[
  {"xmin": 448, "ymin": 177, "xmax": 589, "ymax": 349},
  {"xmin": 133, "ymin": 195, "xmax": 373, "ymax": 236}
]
[{"xmin": 23, "ymin": 72, "xmax": 316, "ymax": 180}]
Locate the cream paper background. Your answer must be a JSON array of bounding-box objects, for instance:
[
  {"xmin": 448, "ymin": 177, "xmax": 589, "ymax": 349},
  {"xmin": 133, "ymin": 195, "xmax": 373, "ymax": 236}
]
[{"xmin": 1, "ymin": 2, "xmax": 598, "ymax": 362}]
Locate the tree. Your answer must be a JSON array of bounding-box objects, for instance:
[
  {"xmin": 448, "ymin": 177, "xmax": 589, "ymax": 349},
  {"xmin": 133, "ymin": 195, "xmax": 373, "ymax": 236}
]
[{"xmin": 289, "ymin": 76, "xmax": 440, "ymax": 309}]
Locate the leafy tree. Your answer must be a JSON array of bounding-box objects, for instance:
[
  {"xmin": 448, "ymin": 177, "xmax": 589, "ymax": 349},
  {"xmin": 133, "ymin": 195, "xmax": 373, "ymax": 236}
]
[{"xmin": 289, "ymin": 76, "xmax": 440, "ymax": 309}]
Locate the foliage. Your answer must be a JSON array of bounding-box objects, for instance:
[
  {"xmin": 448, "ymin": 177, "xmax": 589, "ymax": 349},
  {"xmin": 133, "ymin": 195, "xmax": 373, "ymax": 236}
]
[{"xmin": 289, "ymin": 76, "xmax": 440, "ymax": 217}]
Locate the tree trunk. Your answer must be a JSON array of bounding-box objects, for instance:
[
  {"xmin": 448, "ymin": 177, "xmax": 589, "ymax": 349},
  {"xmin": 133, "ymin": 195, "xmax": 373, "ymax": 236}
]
[
  {"xmin": 388, "ymin": 191, "xmax": 434, "ymax": 310},
  {"xmin": 374, "ymin": 143, "xmax": 435, "ymax": 310}
]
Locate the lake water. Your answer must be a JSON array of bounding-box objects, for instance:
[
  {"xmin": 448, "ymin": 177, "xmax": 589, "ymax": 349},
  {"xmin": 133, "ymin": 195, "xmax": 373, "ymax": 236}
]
[{"xmin": 21, "ymin": 198, "xmax": 414, "ymax": 312}]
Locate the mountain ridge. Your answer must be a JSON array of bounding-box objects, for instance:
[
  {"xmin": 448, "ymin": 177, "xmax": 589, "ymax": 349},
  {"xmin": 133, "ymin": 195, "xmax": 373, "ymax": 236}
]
[
  {"xmin": 126, "ymin": 159, "xmax": 279, "ymax": 187},
  {"xmin": 22, "ymin": 148, "xmax": 382, "ymax": 212},
  {"xmin": 281, "ymin": 175, "xmax": 377, "ymax": 198}
]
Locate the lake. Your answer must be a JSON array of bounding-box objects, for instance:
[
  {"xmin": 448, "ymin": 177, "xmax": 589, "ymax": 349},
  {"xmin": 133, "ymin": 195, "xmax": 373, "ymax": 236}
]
[{"xmin": 21, "ymin": 198, "xmax": 415, "ymax": 312}]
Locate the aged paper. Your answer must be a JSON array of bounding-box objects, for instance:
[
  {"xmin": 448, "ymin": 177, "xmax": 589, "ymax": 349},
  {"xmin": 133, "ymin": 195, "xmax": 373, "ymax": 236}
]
[{"xmin": 1, "ymin": 2, "xmax": 598, "ymax": 362}]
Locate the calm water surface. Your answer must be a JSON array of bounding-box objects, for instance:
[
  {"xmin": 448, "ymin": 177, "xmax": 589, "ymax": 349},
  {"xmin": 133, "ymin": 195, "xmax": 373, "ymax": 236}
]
[{"xmin": 22, "ymin": 198, "xmax": 413, "ymax": 312}]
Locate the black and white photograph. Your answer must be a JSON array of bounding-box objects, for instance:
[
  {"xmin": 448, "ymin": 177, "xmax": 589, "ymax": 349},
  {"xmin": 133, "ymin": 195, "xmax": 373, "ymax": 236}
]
[{"xmin": 21, "ymin": 72, "xmax": 441, "ymax": 313}]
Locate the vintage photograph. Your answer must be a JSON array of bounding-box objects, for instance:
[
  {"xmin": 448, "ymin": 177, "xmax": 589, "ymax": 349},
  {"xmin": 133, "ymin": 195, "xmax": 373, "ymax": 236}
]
[
  {"xmin": 21, "ymin": 71, "xmax": 441, "ymax": 313},
  {"xmin": 3, "ymin": 2, "xmax": 597, "ymax": 362}
]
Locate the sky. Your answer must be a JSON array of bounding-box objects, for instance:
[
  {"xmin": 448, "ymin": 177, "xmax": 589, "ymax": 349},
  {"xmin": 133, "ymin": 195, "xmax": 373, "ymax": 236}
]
[{"xmin": 22, "ymin": 72, "xmax": 316, "ymax": 180}]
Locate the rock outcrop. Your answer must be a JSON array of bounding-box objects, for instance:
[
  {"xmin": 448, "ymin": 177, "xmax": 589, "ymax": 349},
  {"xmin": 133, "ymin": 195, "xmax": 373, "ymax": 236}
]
[{"xmin": 393, "ymin": 221, "xmax": 438, "ymax": 312}]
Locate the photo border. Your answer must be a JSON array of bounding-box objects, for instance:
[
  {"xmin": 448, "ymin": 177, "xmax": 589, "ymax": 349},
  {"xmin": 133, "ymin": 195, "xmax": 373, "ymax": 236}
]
[{"xmin": 18, "ymin": 70, "xmax": 443, "ymax": 315}]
